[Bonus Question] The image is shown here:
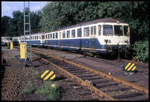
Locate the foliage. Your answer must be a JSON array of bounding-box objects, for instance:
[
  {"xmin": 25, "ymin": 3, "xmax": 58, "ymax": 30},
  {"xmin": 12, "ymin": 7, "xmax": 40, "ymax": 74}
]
[
  {"xmin": 39, "ymin": 1, "xmax": 149, "ymax": 44},
  {"xmin": 1, "ymin": 10, "xmax": 41, "ymax": 37},
  {"xmin": 22, "ymin": 83, "xmax": 34, "ymax": 94},
  {"xmin": 133, "ymin": 40, "xmax": 149, "ymax": 62},
  {"xmin": 1, "ymin": 16, "xmax": 13, "ymax": 36},
  {"xmin": 35, "ymin": 81, "xmax": 61, "ymax": 100}
]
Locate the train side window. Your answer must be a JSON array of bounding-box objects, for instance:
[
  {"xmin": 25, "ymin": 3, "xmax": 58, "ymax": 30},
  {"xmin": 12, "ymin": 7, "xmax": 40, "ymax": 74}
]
[
  {"xmin": 56, "ymin": 33, "xmax": 58, "ymax": 39},
  {"xmin": 94, "ymin": 26, "xmax": 96, "ymax": 35},
  {"xmin": 91, "ymin": 26, "xmax": 94, "ymax": 35},
  {"xmin": 53, "ymin": 33, "xmax": 55, "ymax": 39},
  {"xmin": 54, "ymin": 33, "xmax": 55, "ymax": 39},
  {"xmin": 63, "ymin": 31, "xmax": 65, "ymax": 38},
  {"xmin": 67, "ymin": 30, "xmax": 70, "ymax": 38},
  {"xmin": 72, "ymin": 30, "xmax": 75, "ymax": 38},
  {"xmin": 124, "ymin": 26, "xmax": 129, "ymax": 36},
  {"xmin": 77, "ymin": 28, "xmax": 82, "ymax": 37},
  {"xmin": 103, "ymin": 25, "xmax": 113, "ymax": 36},
  {"xmin": 98, "ymin": 25, "xmax": 101, "ymax": 35},
  {"xmin": 84, "ymin": 27, "xmax": 89, "ymax": 37}
]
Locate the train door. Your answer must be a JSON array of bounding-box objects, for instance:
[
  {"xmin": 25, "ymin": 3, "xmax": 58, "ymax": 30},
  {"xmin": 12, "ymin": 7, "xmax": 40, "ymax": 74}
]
[
  {"xmin": 58, "ymin": 32, "xmax": 61, "ymax": 47},
  {"xmin": 83, "ymin": 27, "xmax": 90, "ymax": 48},
  {"xmin": 41, "ymin": 34, "xmax": 45, "ymax": 46},
  {"xmin": 77, "ymin": 28, "xmax": 82, "ymax": 50},
  {"xmin": 89, "ymin": 26, "xmax": 96, "ymax": 49}
]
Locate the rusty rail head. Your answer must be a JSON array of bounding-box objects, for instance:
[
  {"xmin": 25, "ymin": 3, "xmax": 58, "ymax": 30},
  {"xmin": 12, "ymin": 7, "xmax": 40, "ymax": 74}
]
[
  {"xmin": 40, "ymin": 58, "xmax": 117, "ymax": 101},
  {"xmin": 32, "ymin": 49, "xmax": 149, "ymax": 95}
]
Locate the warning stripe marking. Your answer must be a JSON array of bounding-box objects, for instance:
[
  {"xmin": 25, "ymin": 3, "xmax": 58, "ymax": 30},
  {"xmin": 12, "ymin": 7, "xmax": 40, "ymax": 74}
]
[
  {"xmin": 50, "ymin": 74, "xmax": 56, "ymax": 80},
  {"xmin": 125, "ymin": 63, "xmax": 131, "ymax": 70},
  {"xmin": 43, "ymin": 71, "xmax": 54, "ymax": 80},
  {"xmin": 41, "ymin": 70, "xmax": 49, "ymax": 78},
  {"xmin": 131, "ymin": 66, "xmax": 136, "ymax": 71},
  {"xmin": 127, "ymin": 63, "xmax": 135, "ymax": 71}
]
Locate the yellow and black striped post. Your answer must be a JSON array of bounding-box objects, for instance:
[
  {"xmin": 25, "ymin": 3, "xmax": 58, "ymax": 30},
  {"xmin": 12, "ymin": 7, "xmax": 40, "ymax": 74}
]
[
  {"xmin": 124, "ymin": 62, "xmax": 136, "ymax": 72},
  {"xmin": 41, "ymin": 70, "xmax": 56, "ymax": 80}
]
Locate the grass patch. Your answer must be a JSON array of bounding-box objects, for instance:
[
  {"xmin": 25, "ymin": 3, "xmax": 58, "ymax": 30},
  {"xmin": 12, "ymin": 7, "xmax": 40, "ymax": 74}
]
[
  {"xmin": 35, "ymin": 81, "xmax": 61, "ymax": 100},
  {"xmin": 22, "ymin": 83, "xmax": 34, "ymax": 94}
]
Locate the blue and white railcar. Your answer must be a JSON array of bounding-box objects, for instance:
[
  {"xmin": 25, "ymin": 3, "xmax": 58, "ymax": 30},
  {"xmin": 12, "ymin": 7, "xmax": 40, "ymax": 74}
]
[
  {"xmin": 1, "ymin": 37, "xmax": 12, "ymax": 45},
  {"xmin": 43, "ymin": 18, "xmax": 130, "ymax": 54},
  {"xmin": 44, "ymin": 31, "xmax": 61, "ymax": 48},
  {"xmin": 20, "ymin": 33, "xmax": 43, "ymax": 46},
  {"xmin": 30, "ymin": 33, "xmax": 43, "ymax": 46}
]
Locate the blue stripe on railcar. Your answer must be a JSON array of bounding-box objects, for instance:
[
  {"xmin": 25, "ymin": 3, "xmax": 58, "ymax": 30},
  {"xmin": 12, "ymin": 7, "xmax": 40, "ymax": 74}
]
[
  {"xmin": 45, "ymin": 38, "xmax": 104, "ymax": 49},
  {"xmin": 45, "ymin": 40, "xmax": 58, "ymax": 46},
  {"xmin": 22, "ymin": 40, "xmax": 41, "ymax": 45}
]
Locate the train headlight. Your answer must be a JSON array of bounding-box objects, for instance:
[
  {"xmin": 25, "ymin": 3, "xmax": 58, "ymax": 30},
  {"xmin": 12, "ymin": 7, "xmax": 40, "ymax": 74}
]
[
  {"xmin": 104, "ymin": 39, "xmax": 111, "ymax": 44},
  {"xmin": 104, "ymin": 39, "xmax": 108, "ymax": 44},
  {"xmin": 125, "ymin": 40, "xmax": 129, "ymax": 43}
]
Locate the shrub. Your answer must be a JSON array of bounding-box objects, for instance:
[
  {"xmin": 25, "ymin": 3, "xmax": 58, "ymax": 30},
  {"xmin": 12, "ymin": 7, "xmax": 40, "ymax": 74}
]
[
  {"xmin": 35, "ymin": 81, "xmax": 61, "ymax": 100},
  {"xmin": 132, "ymin": 40, "xmax": 149, "ymax": 62},
  {"xmin": 32, "ymin": 70, "xmax": 40, "ymax": 79},
  {"xmin": 22, "ymin": 83, "xmax": 34, "ymax": 94}
]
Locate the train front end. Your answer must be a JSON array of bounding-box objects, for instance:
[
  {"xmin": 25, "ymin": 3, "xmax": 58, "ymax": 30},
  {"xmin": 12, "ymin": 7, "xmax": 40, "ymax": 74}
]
[{"xmin": 98, "ymin": 22, "xmax": 130, "ymax": 57}]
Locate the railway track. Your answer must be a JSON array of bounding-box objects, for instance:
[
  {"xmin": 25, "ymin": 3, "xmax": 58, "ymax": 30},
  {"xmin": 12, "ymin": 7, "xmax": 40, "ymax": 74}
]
[{"xmin": 32, "ymin": 49, "xmax": 148, "ymax": 101}]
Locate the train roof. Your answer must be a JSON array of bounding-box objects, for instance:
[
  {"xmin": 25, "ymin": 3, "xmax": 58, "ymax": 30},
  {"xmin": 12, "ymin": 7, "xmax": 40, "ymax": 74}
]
[
  {"xmin": 21, "ymin": 18, "xmax": 128, "ymax": 36},
  {"xmin": 55, "ymin": 18, "xmax": 126, "ymax": 31}
]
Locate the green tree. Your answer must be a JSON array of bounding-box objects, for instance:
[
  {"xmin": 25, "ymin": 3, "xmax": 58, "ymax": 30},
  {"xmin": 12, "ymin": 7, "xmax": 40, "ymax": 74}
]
[{"xmin": 1, "ymin": 16, "xmax": 12, "ymax": 36}]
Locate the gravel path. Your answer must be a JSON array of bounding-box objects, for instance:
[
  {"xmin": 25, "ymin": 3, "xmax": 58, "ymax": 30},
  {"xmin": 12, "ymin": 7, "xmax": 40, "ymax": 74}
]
[{"xmin": 1, "ymin": 47, "xmax": 99, "ymax": 101}]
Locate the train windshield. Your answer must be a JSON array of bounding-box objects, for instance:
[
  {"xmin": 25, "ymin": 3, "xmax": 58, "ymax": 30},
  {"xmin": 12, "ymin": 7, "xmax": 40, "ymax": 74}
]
[
  {"xmin": 103, "ymin": 25, "xmax": 113, "ymax": 36},
  {"xmin": 114, "ymin": 25, "xmax": 123, "ymax": 36}
]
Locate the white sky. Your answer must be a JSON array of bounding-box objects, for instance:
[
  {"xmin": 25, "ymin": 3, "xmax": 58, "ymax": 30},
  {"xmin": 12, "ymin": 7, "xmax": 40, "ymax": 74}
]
[{"xmin": 1, "ymin": 1, "xmax": 49, "ymax": 18}]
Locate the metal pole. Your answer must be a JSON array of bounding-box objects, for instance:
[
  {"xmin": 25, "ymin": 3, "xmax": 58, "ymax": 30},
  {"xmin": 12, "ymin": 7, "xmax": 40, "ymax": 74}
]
[
  {"xmin": 24, "ymin": 1, "xmax": 32, "ymax": 65},
  {"xmin": 24, "ymin": 2, "xmax": 25, "ymax": 40},
  {"xmin": 29, "ymin": 2, "xmax": 32, "ymax": 63}
]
